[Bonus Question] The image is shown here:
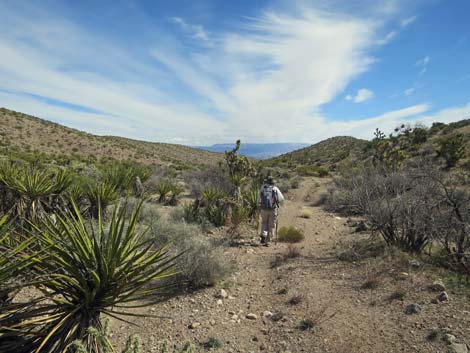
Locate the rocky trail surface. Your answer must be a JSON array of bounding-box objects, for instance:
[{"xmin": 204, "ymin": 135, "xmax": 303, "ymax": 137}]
[{"xmin": 110, "ymin": 178, "xmax": 470, "ymax": 353}]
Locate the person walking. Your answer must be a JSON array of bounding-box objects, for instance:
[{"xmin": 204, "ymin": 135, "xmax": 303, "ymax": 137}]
[{"xmin": 258, "ymin": 176, "xmax": 284, "ymax": 246}]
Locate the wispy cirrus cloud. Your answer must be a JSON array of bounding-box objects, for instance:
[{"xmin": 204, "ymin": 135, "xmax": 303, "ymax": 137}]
[
  {"xmin": 416, "ymin": 55, "xmax": 430, "ymax": 75},
  {"xmin": 172, "ymin": 17, "xmax": 211, "ymax": 43},
  {"xmin": 0, "ymin": 1, "xmax": 466, "ymax": 146},
  {"xmin": 400, "ymin": 16, "xmax": 417, "ymax": 27}
]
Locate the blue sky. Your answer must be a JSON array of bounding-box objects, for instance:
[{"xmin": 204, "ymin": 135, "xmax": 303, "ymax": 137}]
[{"xmin": 0, "ymin": 0, "xmax": 469, "ymax": 145}]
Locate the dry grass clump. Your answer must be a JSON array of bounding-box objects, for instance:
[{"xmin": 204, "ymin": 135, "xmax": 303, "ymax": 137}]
[
  {"xmin": 300, "ymin": 209, "xmax": 313, "ymax": 219},
  {"xmin": 288, "ymin": 292, "xmax": 304, "ymax": 305},
  {"xmin": 278, "ymin": 226, "xmax": 305, "ymax": 243}
]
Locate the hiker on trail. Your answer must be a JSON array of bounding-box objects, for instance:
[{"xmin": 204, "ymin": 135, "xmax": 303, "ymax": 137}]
[{"xmin": 258, "ymin": 176, "xmax": 284, "ymax": 246}]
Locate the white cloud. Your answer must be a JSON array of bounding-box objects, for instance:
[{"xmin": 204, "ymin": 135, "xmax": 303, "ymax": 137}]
[
  {"xmin": 346, "ymin": 88, "xmax": 375, "ymax": 103},
  {"xmin": 404, "ymin": 87, "xmax": 415, "ymax": 96},
  {"xmin": 400, "ymin": 16, "xmax": 417, "ymax": 27},
  {"xmin": 416, "ymin": 55, "xmax": 430, "ymax": 75},
  {"xmin": 377, "ymin": 30, "xmax": 397, "ymax": 45},
  {"xmin": 172, "ymin": 17, "xmax": 211, "ymax": 43}
]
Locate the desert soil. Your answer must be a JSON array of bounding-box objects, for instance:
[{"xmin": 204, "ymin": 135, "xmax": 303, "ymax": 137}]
[{"xmin": 110, "ymin": 178, "xmax": 470, "ymax": 353}]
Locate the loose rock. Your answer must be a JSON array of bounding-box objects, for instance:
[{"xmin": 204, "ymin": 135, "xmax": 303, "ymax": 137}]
[
  {"xmin": 217, "ymin": 289, "xmax": 228, "ymax": 299},
  {"xmin": 189, "ymin": 322, "xmax": 200, "ymax": 329},
  {"xmin": 443, "ymin": 334, "xmax": 457, "ymax": 344},
  {"xmin": 430, "ymin": 280, "xmax": 446, "ymax": 292},
  {"xmin": 404, "ymin": 303, "xmax": 422, "ymax": 315},
  {"xmin": 438, "ymin": 291, "xmax": 449, "ymax": 302},
  {"xmin": 246, "ymin": 313, "xmax": 258, "ymax": 320},
  {"xmin": 263, "ymin": 311, "xmax": 273, "ymax": 318},
  {"xmin": 449, "ymin": 343, "xmax": 468, "ymax": 353}
]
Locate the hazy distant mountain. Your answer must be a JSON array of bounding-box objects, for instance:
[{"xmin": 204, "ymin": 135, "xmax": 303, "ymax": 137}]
[{"xmin": 196, "ymin": 143, "xmax": 310, "ymax": 159}]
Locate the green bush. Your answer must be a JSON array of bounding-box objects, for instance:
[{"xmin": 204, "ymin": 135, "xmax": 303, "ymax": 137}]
[{"xmin": 278, "ymin": 226, "xmax": 305, "ymax": 243}]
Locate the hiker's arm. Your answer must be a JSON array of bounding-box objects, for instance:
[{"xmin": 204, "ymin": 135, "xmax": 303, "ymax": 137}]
[{"xmin": 274, "ymin": 187, "xmax": 284, "ymax": 204}]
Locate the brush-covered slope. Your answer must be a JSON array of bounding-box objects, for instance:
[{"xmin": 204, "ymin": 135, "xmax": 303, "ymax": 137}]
[
  {"xmin": 264, "ymin": 136, "xmax": 368, "ymax": 171},
  {"xmin": 0, "ymin": 108, "xmax": 222, "ymax": 167},
  {"xmin": 264, "ymin": 119, "xmax": 470, "ymax": 174}
]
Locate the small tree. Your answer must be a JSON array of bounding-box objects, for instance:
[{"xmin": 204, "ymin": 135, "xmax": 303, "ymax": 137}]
[{"xmin": 224, "ymin": 140, "xmax": 255, "ymax": 200}]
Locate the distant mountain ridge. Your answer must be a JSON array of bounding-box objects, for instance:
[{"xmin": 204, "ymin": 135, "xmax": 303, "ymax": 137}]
[{"xmin": 196, "ymin": 143, "xmax": 310, "ymax": 159}]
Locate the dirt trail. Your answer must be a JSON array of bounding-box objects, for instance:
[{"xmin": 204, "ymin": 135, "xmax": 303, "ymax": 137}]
[{"xmin": 111, "ymin": 178, "xmax": 470, "ymax": 353}]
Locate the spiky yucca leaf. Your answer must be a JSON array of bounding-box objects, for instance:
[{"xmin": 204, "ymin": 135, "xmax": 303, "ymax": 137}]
[
  {"xmin": 86, "ymin": 182, "xmax": 118, "ymax": 218},
  {"xmin": 202, "ymin": 187, "xmax": 226, "ymax": 204},
  {"xmin": 0, "ymin": 201, "xmax": 177, "ymax": 353},
  {"xmin": 242, "ymin": 187, "xmax": 259, "ymax": 220}
]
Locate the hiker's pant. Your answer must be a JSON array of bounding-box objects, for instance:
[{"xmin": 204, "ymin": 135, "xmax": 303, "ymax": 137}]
[{"xmin": 260, "ymin": 208, "xmax": 278, "ymax": 239}]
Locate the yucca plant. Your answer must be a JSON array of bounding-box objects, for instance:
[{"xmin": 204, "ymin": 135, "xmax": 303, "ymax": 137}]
[
  {"xmin": 86, "ymin": 182, "xmax": 118, "ymax": 218},
  {"xmin": 0, "ymin": 163, "xmax": 72, "ymax": 219},
  {"xmin": 102, "ymin": 162, "xmax": 152, "ymax": 194},
  {"xmin": 204, "ymin": 204, "xmax": 227, "ymax": 227},
  {"xmin": 0, "ymin": 215, "xmax": 40, "ymax": 305},
  {"xmin": 242, "ymin": 187, "xmax": 259, "ymax": 220},
  {"xmin": 168, "ymin": 185, "xmax": 184, "ymax": 206},
  {"xmin": 202, "ymin": 187, "xmax": 226, "ymax": 204},
  {"xmin": 156, "ymin": 181, "xmax": 173, "ymax": 204},
  {"xmin": 226, "ymin": 204, "xmax": 248, "ymax": 238},
  {"xmin": 0, "ymin": 201, "xmax": 177, "ymax": 353}
]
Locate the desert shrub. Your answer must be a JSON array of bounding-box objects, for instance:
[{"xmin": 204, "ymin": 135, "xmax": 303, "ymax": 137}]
[
  {"xmin": 204, "ymin": 337, "xmax": 222, "ymax": 349},
  {"xmin": 226, "ymin": 204, "xmax": 248, "ymax": 238},
  {"xmin": 300, "ymin": 209, "xmax": 312, "ymax": 219},
  {"xmin": 149, "ymin": 221, "xmax": 232, "ymax": 288},
  {"xmin": 290, "ymin": 177, "xmax": 301, "ymax": 189},
  {"xmin": 437, "ymin": 133, "xmax": 466, "ymax": 168},
  {"xmin": 285, "ymin": 244, "xmax": 301, "ymax": 258},
  {"xmin": 328, "ymin": 162, "xmax": 470, "ymax": 259},
  {"xmin": 184, "ymin": 166, "xmax": 232, "ymax": 198},
  {"xmin": 124, "ymin": 198, "xmax": 161, "ymax": 225},
  {"xmin": 294, "ymin": 165, "xmax": 329, "ymax": 177},
  {"xmin": 278, "ymin": 226, "xmax": 305, "ymax": 243},
  {"xmin": 275, "ymin": 177, "xmax": 291, "ymax": 194}
]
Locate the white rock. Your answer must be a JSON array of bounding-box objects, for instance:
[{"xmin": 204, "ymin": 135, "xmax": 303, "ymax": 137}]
[
  {"xmin": 217, "ymin": 289, "xmax": 228, "ymax": 299},
  {"xmin": 263, "ymin": 311, "xmax": 273, "ymax": 318},
  {"xmin": 246, "ymin": 313, "xmax": 258, "ymax": 320},
  {"xmin": 443, "ymin": 334, "xmax": 457, "ymax": 344},
  {"xmin": 189, "ymin": 322, "xmax": 200, "ymax": 329}
]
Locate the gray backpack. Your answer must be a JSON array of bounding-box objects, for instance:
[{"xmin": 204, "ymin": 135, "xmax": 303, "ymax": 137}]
[{"xmin": 260, "ymin": 185, "xmax": 277, "ymax": 210}]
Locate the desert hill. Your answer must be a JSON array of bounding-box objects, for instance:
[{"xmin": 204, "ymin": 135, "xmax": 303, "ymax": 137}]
[
  {"xmin": 0, "ymin": 107, "xmax": 222, "ymax": 168},
  {"xmin": 264, "ymin": 120, "xmax": 470, "ymax": 173}
]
